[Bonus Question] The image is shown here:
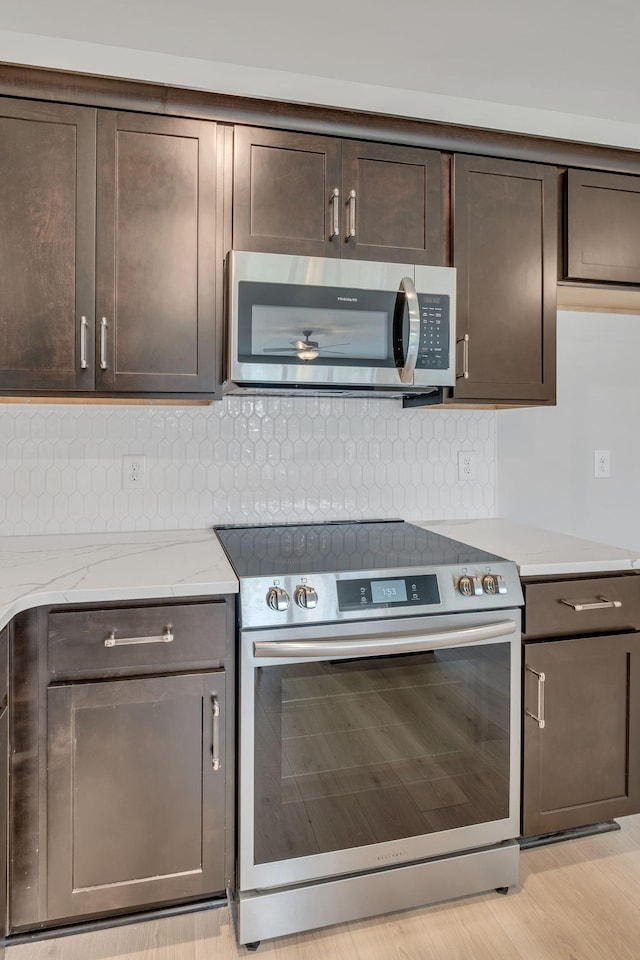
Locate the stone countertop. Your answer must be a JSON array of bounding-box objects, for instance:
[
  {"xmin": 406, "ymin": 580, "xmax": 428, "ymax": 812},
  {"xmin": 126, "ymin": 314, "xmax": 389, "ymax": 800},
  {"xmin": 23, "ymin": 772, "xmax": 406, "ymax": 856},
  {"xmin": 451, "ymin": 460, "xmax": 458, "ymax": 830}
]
[
  {"xmin": 414, "ymin": 518, "xmax": 640, "ymax": 577},
  {"xmin": 0, "ymin": 528, "xmax": 238, "ymax": 633}
]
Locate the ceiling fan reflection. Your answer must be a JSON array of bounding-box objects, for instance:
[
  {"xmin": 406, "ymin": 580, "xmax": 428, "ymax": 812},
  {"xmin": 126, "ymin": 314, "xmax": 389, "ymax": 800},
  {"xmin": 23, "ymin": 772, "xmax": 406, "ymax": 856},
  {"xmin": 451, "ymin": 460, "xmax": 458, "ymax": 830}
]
[{"xmin": 263, "ymin": 330, "xmax": 350, "ymax": 361}]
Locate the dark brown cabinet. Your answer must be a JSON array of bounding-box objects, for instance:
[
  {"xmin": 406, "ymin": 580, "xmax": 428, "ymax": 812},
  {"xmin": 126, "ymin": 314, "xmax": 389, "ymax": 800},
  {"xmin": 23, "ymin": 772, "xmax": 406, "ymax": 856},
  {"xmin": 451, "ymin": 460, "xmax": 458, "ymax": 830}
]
[
  {"xmin": 565, "ymin": 168, "xmax": 640, "ymax": 284},
  {"xmin": 9, "ymin": 597, "xmax": 235, "ymax": 930},
  {"xmin": 452, "ymin": 155, "xmax": 557, "ymax": 404},
  {"xmin": 233, "ymin": 126, "xmax": 443, "ymax": 264},
  {"xmin": 521, "ymin": 574, "xmax": 640, "ymax": 839},
  {"xmin": 47, "ymin": 671, "xmax": 226, "ymax": 920},
  {"xmin": 0, "ymin": 99, "xmax": 96, "ymax": 392},
  {"xmin": 0, "ymin": 627, "xmax": 7, "ymax": 947},
  {"xmin": 95, "ymin": 112, "xmax": 217, "ymax": 394},
  {"xmin": 0, "ymin": 99, "xmax": 219, "ymax": 398}
]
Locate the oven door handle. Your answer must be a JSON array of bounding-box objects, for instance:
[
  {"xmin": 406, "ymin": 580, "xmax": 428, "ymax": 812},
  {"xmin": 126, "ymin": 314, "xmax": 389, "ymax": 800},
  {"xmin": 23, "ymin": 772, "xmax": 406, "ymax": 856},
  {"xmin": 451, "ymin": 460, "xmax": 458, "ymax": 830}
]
[{"xmin": 252, "ymin": 619, "xmax": 517, "ymax": 659}]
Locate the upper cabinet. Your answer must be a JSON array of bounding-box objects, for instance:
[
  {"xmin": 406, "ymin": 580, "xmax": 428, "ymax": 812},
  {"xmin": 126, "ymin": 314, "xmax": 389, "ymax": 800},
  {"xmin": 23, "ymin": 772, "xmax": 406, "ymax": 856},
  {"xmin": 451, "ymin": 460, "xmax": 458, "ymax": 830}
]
[
  {"xmin": 452, "ymin": 154, "xmax": 557, "ymax": 404},
  {"xmin": 565, "ymin": 168, "xmax": 640, "ymax": 284},
  {"xmin": 95, "ymin": 112, "xmax": 217, "ymax": 395},
  {"xmin": 232, "ymin": 126, "xmax": 444, "ymax": 265},
  {"xmin": 0, "ymin": 100, "xmax": 96, "ymax": 393},
  {"xmin": 0, "ymin": 99, "xmax": 220, "ymax": 398}
]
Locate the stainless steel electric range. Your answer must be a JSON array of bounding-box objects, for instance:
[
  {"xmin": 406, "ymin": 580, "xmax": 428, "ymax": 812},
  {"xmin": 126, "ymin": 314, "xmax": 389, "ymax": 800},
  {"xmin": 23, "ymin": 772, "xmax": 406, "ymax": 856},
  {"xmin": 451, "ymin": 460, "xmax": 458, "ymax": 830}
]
[{"xmin": 215, "ymin": 519, "xmax": 523, "ymax": 948}]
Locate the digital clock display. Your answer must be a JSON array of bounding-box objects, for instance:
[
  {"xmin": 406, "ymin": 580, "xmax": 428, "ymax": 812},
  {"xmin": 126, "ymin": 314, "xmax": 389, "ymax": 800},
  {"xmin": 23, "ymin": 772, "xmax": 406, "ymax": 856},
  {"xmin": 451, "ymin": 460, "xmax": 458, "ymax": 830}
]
[
  {"xmin": 370, "ymin": 579, "xmax": 408, "ymax": 604},
  {"xmin": 337, "ymin": 574, "xmax": 440, "ymax": 611}
]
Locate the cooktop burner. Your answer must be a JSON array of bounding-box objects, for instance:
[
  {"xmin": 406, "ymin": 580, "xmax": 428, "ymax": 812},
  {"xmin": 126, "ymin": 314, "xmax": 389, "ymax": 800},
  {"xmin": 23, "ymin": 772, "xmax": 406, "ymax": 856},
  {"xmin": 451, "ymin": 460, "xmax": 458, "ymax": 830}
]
[{"xmin": 214, "ymin": 518, "xmax": 504, "ymax": 578}]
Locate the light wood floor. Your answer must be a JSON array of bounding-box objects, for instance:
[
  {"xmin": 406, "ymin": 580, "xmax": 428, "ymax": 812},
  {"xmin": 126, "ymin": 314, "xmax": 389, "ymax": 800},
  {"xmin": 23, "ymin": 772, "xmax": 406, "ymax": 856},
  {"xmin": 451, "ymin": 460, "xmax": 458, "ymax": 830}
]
[{"xmin": 8, "ymin": 815, "xmax": 640, "ymax": 960}]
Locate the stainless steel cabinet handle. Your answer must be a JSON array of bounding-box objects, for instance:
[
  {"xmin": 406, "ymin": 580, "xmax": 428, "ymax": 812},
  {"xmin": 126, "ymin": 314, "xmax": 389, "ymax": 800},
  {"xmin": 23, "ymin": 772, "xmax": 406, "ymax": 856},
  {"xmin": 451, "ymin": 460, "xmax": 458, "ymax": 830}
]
[
  {"xmin": 398, "ymin": 276, "xmax": 420, "ymax": 384},
  {"xmin": 457, "ymin": 333, "xmax": 470, "ymax": 380},
  {"xmin": 254, "ymin": 619, "xmax": 517, "ymax": 660},
  {"xmin": 211, "ymin": 695, "xmax": 221, "ymax": 771},
  {"xmin": 330, "ymin": 187, "xmax": 340, "ymax": 239},
  {"xmin": 100, "ymin": 317, "xmax": 108, "ymax": 370},
  {"xmin": 526, "ymin": 665, "xmax": 546, "ymax": 729},
  {"xmin": 80, "ymin": 316, "xmax": 88, "ymax": 369},
  {"xmin": 104, "ymin": 626, "xmax": 174, "ymax": 647},
  {"xmin": 560, "ymin": 597, "xmax": 622, "ymax": 612},
  {"xmin": 346, "ymin": 189, "xmax": 356, "ymax": 239}
]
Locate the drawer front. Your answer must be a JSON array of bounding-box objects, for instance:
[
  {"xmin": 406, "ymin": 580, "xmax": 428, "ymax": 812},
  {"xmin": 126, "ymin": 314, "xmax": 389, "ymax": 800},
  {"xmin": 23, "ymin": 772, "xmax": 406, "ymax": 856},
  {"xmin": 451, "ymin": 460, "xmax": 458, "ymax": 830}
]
[
  {"xmin": 524, "ymin": 575, "xmax": 640, "ymax": 639},
  {"xmin": 48, "ymin": 601, "xmax": 230, "ymax": 678}
]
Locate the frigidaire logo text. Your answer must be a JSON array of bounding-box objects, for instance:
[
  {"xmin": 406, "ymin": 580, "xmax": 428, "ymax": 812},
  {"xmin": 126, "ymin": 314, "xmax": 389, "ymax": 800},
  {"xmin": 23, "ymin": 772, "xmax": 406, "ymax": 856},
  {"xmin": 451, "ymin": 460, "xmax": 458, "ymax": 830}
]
[{"xmin": 337, "ymin": 296, "xmax": 358, "ymax": 302}]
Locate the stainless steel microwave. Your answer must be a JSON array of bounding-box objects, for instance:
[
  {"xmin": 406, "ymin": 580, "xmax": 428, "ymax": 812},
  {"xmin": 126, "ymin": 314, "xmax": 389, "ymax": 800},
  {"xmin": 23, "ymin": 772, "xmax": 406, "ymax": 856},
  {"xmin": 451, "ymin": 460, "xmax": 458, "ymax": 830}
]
[{"xmin": 225, "ymin": 251, "xmax": 457, "ymax": 403}]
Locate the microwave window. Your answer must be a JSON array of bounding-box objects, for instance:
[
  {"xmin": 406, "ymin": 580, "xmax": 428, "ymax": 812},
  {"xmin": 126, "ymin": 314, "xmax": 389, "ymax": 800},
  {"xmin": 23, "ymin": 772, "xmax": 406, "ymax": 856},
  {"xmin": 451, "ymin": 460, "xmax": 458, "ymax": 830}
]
[{"xmin": 250, "ymin": 306, "xmax": 390, "ymax": 362}]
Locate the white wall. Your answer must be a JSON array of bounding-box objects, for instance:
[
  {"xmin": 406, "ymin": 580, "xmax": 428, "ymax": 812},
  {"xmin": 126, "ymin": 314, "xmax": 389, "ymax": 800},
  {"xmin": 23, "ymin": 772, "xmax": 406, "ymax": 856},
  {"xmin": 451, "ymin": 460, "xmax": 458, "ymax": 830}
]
[{"xmin": 497, "ymin": 310, "xmax": 640, "ymax": 551}]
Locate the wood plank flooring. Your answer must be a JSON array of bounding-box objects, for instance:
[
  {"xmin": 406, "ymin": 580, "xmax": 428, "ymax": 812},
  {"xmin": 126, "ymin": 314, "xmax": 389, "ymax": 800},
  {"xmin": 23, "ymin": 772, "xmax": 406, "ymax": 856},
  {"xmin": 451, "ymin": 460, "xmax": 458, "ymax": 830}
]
[{"xmin": 8, "ymin": 815, "xmax": 640, "ymax": 960}]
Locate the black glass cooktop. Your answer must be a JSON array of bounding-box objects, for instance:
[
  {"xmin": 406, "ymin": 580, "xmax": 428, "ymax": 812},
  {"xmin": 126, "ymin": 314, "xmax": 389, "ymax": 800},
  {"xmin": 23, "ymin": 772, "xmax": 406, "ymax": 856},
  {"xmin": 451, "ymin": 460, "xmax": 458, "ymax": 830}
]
[{"xmin": 214, "ymin": 519, "xmax": 505, "ymax": 578}]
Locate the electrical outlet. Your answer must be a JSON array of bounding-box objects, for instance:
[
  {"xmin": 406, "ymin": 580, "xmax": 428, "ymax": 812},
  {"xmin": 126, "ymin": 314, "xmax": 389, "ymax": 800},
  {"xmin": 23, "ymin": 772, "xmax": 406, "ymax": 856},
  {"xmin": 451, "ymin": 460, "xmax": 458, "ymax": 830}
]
[
  {"xmin": 122, "ymin": 455, "xmax": 147, "ymax": 490},
  {"xmin": 594, "ymin": 450, "xmax": 611, "ymax": 479},
  {"xmin": 457, "ymin": 451, "xmax": 478, "ymax": 482}
]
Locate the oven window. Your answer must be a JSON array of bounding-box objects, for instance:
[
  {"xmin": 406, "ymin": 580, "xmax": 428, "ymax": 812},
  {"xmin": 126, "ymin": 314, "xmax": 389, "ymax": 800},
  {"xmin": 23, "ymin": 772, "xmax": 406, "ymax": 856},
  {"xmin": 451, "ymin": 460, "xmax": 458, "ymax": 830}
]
[{"xmin": 253, "ymin": 644, "xmax": 510, "ymax": 865}]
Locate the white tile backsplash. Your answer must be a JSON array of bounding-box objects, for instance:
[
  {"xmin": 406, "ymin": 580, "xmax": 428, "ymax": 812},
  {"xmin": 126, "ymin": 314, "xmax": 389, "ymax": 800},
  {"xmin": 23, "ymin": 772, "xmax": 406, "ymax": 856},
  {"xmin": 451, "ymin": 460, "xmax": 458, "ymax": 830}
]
[{"xmin": 0, "ymin": 397, "xmax": 496, "ymax": 535}]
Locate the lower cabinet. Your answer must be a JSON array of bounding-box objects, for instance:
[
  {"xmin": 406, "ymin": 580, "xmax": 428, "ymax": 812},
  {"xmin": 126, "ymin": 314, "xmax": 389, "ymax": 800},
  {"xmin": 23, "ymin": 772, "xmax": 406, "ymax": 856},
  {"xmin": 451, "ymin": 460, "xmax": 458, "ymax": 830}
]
[
  {"xmin": 522, "ymin": 631, "xmax": 640, "ymax": 837},
  {"xmin": 47, "ymin": 671, "xmax": 226, "ymax": 920},
  {"xmin": 0, "ymin": 627, "xmax": 7, "ymax": 949},
  {"xmin": 9, "ymin": 597, "xmax": 235, "ymax": 932}
]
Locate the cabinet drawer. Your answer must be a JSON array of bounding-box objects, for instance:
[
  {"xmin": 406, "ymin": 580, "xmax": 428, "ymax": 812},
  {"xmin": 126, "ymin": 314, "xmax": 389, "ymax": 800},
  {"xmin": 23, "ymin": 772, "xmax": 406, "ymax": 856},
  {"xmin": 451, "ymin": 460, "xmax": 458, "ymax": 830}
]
[
  {"xmin": 48, "ymin": 601, "xmax": 229, "ymax": 678},
  {"xmin": 524, "ymin": 575, "xmax": 640, "ymax": 639}
]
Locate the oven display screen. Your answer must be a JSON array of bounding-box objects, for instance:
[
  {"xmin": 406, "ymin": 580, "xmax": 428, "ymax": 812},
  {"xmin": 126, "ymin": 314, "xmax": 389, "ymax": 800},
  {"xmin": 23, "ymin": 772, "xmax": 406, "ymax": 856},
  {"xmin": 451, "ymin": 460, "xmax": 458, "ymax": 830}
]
[
  {"xmin": 337, "ymin": 574, "xmax": 440, "ymax": 610},
  {"xmin": 371, "ymin": 579, "xmax": 408, "ymax": 604}
]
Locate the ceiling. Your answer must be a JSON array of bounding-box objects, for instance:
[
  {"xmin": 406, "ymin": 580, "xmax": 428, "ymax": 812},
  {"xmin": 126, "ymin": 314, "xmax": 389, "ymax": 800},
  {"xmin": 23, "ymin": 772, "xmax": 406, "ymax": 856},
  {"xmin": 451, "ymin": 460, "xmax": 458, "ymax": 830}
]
[{"xmin": 1, "ymin": 0, "xmax": 640, "ymax": 142}]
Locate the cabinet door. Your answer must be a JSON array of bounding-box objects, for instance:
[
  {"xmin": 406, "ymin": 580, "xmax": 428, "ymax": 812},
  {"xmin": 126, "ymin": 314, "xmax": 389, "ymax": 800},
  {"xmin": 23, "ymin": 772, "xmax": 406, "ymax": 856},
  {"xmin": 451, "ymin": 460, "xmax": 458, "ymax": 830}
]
[
  {"xmin": 566, "ymin": 168, "xmax": 640, "ymax": 284},
  {"xmin": 233, "ymin": 126, "xmax": 343, "ymax": 257},
  {"xmin": 522, "ymin": 633, "xmax": 640, "ymax": 838},
  {"xmin": 47, "ymin": 671, "xmax": 226, "ymax": 921},
  {"xmin": 453, "ymin": 155, "xmax": 557, "ymax": 403},
  {"xmin": 0, "ymin": 98, "xmax": 96, "ymax": 392},
  {"xmin": 0, "ymin": 628, "xmax": 7, "ymax": 942},
  {"xmin": 95, "ymin": 112, "xmax": 217, "ymax": 394},
  {"xmin": 341, "ymin": 140, "xmax": 443, "ymax": 265}
]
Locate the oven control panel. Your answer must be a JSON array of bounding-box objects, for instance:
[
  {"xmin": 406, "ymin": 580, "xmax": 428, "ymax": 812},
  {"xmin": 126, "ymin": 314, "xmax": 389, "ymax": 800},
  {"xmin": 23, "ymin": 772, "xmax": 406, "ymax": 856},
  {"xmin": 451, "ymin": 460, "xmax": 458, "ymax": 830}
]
[
  {"xmin": 238, "ymin": 561, "xmax": 523, "ymax": 629},
  {"xmin": 337, "ymin": 574, "xmax": 440, "ymax": 611}
]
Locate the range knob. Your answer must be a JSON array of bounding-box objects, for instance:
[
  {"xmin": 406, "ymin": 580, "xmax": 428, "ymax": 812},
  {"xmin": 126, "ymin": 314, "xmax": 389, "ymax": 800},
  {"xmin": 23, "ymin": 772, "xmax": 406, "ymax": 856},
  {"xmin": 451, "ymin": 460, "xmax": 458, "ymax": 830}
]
[
  {"xmin": 458, "ymin": 575, "xmax": 475, "ymax": 597},
  {"xmin": 266, "ymin": 587, "xmax": 290, "ymax": 612},
  {"xmin": 483, "ymin": 574, "xmax": 507, "ymax": 595},
  {"xmin": 294, "ymin": 584, "xmax": 318, "ymax": 609}
]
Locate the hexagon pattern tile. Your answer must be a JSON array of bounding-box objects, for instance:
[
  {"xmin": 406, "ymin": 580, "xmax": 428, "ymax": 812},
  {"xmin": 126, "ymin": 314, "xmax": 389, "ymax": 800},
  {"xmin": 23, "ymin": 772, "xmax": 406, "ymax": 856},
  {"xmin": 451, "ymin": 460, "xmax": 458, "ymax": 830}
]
[{"xmin": 0, "ymin": 398, "xmax": 496, "ymax": 535}]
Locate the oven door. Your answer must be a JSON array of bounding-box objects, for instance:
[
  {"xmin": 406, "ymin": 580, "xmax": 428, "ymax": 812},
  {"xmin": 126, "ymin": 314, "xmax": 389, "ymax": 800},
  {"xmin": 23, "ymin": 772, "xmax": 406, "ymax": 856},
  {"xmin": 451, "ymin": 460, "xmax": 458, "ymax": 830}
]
[{"xmin": 238, "ymin": 609, "xmax": 521, "ymax": 892}]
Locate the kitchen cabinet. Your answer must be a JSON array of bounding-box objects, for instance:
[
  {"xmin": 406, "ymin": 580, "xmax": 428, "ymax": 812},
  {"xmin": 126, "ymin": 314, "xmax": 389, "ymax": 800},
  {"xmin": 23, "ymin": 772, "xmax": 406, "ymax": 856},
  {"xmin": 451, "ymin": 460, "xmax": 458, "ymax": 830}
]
[
  {"xmin": 47, "ymin": 671, "xmax": 226, "ymax": 920},
  {"xmin": 565, "ymin": 168, "xmax": 640, "ymax": 284},
  {"xmin": 0, "ymin": 99, "xmax": 96, "ymax": 392},
  {"xmin": 521, "ymin": 574, "xmax": 640, "ymax": 839},
  {"xmin": 0, "ymin": 98, "xmax": 219, "ymax": 398},
  {"xmin": 10, "ymin": 597, "xmax": 235, "ymax": 929},
  {"xmin": 451, "ymin": 154, "xmax": 557, "ymax": 404},
  {"xmin": 0, "ymin": 628, "xmax": 7, "ymax": 948},
  {"xmin": 233, "ymin": 126, "xmax": 444, "ymax": 264}
]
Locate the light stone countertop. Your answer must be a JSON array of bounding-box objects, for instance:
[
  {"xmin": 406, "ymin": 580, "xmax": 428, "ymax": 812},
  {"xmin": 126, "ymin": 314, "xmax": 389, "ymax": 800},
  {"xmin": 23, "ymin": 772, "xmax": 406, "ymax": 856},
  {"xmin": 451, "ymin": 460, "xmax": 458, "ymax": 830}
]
[
  {"xmin": 0, "ymin": 519, "xmax": 638, "ymax": 636},
  {"xmin": 0, "ymin": 528, "xmax": 238, "ymax": 633},
  {"xmin": 414, "ymin": 518, "xmax": 640, "ymax": 577}
]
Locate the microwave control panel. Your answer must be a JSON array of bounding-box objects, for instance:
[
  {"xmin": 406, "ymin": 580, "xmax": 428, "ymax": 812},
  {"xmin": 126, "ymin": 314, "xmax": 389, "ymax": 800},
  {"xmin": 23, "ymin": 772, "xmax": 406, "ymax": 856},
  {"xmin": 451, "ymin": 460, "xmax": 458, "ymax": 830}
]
[{"xmin": 416, "ymin": 294, "xmax": 450, "ymax": 370}]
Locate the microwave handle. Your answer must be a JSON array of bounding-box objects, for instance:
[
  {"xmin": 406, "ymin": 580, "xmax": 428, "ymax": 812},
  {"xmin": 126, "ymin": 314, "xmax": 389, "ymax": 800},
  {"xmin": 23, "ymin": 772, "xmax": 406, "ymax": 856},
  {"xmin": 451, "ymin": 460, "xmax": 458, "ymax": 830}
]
[{"xmin": 398, "ymin": 276, "xmax": 420, "ymax": 384}]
